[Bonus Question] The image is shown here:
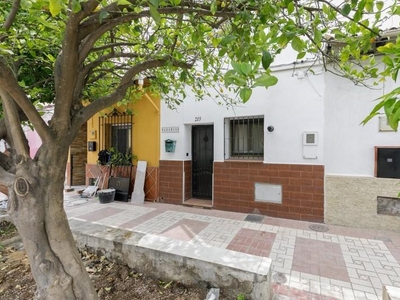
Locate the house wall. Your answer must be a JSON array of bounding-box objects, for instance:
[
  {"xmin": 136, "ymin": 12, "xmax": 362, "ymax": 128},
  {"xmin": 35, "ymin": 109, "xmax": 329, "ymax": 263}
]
[
  {"xmin": 161, "ymin": 67, "xmax": 325, "ymax": 164},
  {"xmin": 86, "ymin": 93, "xmax": 160, "ymax": 167},
  {"xmin": 85, "ymin": 92, "xmax": 160, "ymax": 200},
  {"xmin": 324, "ymin": 72, "xmax": 400, "ymax": 230},
  {"xmin": 159, "ymin": 63, "xmax": 400, "ymax": 229},
  {"xmin": 214, "ymin": 161, "xmax": 324, "ymax": 222},
  {"xmin": 159, "ymin": 68, "xmax": 327, "ymax": 221}
]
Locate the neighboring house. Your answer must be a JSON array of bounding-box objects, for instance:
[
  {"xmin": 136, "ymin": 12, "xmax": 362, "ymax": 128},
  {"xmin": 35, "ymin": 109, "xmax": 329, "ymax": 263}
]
[
  {"xmin": 81, "ymin": 84, "xmax": 160, "ymax": 200},
  {"xmin": 158, "ymin": 50, "xmax": 400, "ymax": 231}
]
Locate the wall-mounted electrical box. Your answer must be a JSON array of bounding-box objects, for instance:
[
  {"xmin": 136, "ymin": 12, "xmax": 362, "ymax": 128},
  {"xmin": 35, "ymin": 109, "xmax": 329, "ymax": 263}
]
[
  {"xmin": 379, "ymin": 116, "xmax": 395, "ymax": 132},
  {"xmin": 90, "ymin": 130, "xmax": 97, "ymax": 139},
  {"xmin": 376, "ymin": 147, "xmax": 400, "ymax": 179},
  {"xmin": 302, "ymin": 132, "xmax": 318, "ymax": 159},
  {"xmin": 303, "ymin": 132, "xmax": 318, "ymax": 145},
  {"xmin": 88, "ymin": 141, "xmax": 96, "ymax": 152}
]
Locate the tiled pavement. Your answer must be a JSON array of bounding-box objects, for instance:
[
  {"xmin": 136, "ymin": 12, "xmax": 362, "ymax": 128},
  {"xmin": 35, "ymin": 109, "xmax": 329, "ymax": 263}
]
[{"xmin": 65, "ymin": 195, "xmax": 400, "ymax": 300}]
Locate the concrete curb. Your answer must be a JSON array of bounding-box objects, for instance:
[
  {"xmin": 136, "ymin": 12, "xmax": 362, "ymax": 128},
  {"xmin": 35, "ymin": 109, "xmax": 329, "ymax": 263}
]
[{"xmin": 69, "ymin": 218, "xmax": 273, "ymax": 300}]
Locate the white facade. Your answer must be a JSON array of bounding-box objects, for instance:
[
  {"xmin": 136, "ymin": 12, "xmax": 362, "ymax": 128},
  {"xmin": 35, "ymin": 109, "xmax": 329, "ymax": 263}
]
[
  {"xmin": 160, "ymin": 59, "xmax": 400, "ymax": 230},
  {"xmin": 161, "ymin": 65, "xmax": 326, "ymax": 164}
]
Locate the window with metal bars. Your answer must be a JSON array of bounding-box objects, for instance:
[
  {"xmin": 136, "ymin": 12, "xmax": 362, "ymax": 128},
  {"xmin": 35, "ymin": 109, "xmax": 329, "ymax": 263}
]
[
  {"xmin": 224, "ymin": 116, "xmax": 264, "ymax": 160},
  {"xmin": 99, "ymin": 110, "xmax": 133, "ymax": 154}
]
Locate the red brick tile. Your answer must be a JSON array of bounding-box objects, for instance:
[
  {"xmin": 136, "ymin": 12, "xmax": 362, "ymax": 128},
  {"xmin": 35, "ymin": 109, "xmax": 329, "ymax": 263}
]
[
  {"xmin": 301, "ymin": 186, "xmax": 324, "ymax": 193},
  {"xmin": 230, "ymin": 162, "xmax": 249, "ymax": 169},
  {"xmin": 313, "ymin": 179, "xmax": 324, "ymax": 187},
  {"xmin": 290, "ymin": 192, "xmax": 313, "ymax": 200},
  {"xmin": 279, "ymin": 170, "xmax": 301, "ymax": 178},
  {"xmin": 278, "ymin": 212, "xmax": 301, "ymax": 219},
  {"xmin": 231, "ymin": 175, "xmax": 250, "ymax": 182},
  {"xmin": 239, "ymin": 181, "xmax": 253, "ymax": 188},
  {"xmin": 290, "ymin": 178, "xmax": 313, "ymax": 186},
  {"xmin": 312, "ymin": 165, "xmax": 325, "ymax": 172},
  {"xmin": 289, "ymin": 164, "xmax": 314, "ymax": 171},
  {"xmin": 230, "ymin": 200, "xmax": 250, "ymax": 207},
  {"xmin": 246, "ymin": 162, "xmax": 266, "ymax": 169},
  {"xmin": 258, "ymin": 170, "xmax": 279, "ymax": 177},
  {"xmin": 268, "ymin": 177, "xmax": 290, "ymax": 185},
  {"xmin": 313, "ymin": 208, "xmax": 324, "ymax": 216},
  {"xmin": 267, "ymin": 164, "xmax": 290, "ymax": 170},
  {"xmin": 313, "ymin": 193, "xmax": 324, "ymax": 201},
  {"xmin": 290, "ymin": 206, "xmax": 314, "ymax": 215},
  {"xmin": 285, "ymin": 185, "xmax": 302, "ymax": 192}
]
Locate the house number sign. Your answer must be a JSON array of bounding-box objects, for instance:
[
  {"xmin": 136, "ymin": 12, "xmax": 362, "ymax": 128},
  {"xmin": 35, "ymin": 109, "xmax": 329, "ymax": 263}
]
[{"xmin": 162, "ymin": 126, "xmax": 179, "ymax": 133}]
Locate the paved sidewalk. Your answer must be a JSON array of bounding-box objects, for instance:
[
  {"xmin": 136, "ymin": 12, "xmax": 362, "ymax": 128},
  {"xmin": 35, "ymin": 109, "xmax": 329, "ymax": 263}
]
[{"xmin": 64, "ymin": 195, "xmax": 400, "ymax": 300}]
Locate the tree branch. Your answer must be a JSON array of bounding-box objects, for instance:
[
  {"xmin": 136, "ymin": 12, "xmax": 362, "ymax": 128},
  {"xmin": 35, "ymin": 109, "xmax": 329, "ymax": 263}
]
[
  {"xmin": 0, "ymin": 88, "xmax": 29, "ymax": 159},
  {"xmin": 317, "ymin": 0, "xmax": 380, "ymax": 36},
  {"xmin": 52, "ymin": 9, "xmax": 83, "ymax": 134},
  {"xmin": 78, "ymin": 5, "xmax": 236, "ymax": 65},
  {"xmin": 0, "ymin": 60, "xmax": 52, "ymax": 143},
  {"xmin": 0, "ymin": 165, "xmax": 16, "ymax": 187},
  {"xmin": 3, "ymin": 0, "xmax": 21, "ymax": 31},
  {"xmin": 73, "ymin": 57, "xmax": 193, "ymax": 133}
]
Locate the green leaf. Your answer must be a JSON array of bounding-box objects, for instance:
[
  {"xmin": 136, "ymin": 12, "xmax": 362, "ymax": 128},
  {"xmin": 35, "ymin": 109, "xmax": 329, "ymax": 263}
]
[
  {"xmin": 220, "ymin": 35, "xmax": 236, "ymax": 46},
  {"xmin": 314, "ymin": 30, "xmax": 322, "ymax": 46},
  {"xmin": 231, "ymin": 75, "xmax": 247, "ymax": 86},
  {"xmin": 361, "ymin": 100, "xmax": 385, "ymax": 125},
  {"xmin": 49, "ymin": 0, "xmax": 63, "ymax": 16},
  {"xmin": 118, "ymin": 0, "xmax": 131, "ymax": 4},
  {"xmin": 376, "ymin": 1, "xmax": 384, "ymax": 11},
  {"xmin": 252, "ymin": 75, "xmax": 278, "ymax": 88},
  {"xmin": 240, "ymin": 63, "xmax": 252, "ymax": 76},
  {"xmin": 231, "ymin": 62, "xmax": 243, "ymax": 75},
  {"xmin": 239, "ymin": 87, "xmax": 252, "ymax": 103},
  {"xmin": 99, "ymin": 11, "xmax": 110, "ymax": 23},
  {"xmin": 210, "ymin": 0, "xmax": 217, "ymax": 14},
  {"xmin": 353, "ymin": 9, "xmax": 363, "ymax": 22},
  {"xmin": 71, "ymin": 0, "xmax": 81, "ymax": 13},
  {"xmin": 287, "ymin": 2, "xmax": 294, "ymax": 14},
  {"xmin": 149, "ymin": 5, "xmax": 161, "ymax": 24},
  {"xmin": 149, "ymin": 0, "xmax": 159, "ymax": 8},
  {"xmin": 261, "ymin": 50, "xmax": 272, "ymax": 70},
  {"xmin": 291, "ymin": 36, "xmax": 305, "ymax": 52},
  {"xmin": 0, "ymin": 46, "xmax": 13, "ymax": 55},
  {"xmin": 297, "ymin": 52, "xmax": 306, "ymax": 59},
  {"xmin": 384, "ymin": 98, "xmax": 397, "ymax": 116},
  {"xmin": 341, "ymin": 4, "xmax": 352, "ymax": 15}
]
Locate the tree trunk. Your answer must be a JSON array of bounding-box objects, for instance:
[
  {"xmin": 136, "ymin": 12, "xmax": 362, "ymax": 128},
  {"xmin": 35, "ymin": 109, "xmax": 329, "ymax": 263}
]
[{"xmin": 8, "ymin": 151, "xmax": 98, "ymax": 300}]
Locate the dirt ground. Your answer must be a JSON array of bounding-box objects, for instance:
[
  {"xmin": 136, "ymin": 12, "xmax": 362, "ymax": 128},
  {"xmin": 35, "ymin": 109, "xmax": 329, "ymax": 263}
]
[{"xmin": 0, "ymin": 221, "xmax": 228, "ymax": 300}]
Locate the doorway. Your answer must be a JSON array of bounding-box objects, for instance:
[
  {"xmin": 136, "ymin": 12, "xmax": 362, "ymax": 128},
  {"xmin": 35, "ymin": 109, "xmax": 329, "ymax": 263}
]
[{"xmin": 192, "ymin": 125, "xmax": 214, "ymax": 200}]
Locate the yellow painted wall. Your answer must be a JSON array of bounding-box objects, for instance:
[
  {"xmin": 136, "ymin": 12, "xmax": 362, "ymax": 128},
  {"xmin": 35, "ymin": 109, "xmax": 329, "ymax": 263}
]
[{"xmin": 86, "ymin": 93, "xmax": 160, "ymax": 167}]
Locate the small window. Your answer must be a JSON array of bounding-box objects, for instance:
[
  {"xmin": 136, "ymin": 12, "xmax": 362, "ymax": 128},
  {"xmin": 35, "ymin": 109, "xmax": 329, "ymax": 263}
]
[
  {"xmin": 111, "ymin": 124, "xmax": 131, "ymax": 154},
  {"xmin": 99, "ymin": 110, "xmax": 133, "ymax": 154},
  {"xmin": 225, "ymin": 116, "xmax": 264, "ymax": 160}
]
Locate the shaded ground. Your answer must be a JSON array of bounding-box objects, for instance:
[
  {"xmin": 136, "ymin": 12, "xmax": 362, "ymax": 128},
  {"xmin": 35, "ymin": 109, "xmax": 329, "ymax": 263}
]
[{"xmin": 0, "ymin": 222, "xmax": 224, "ymax": 300}]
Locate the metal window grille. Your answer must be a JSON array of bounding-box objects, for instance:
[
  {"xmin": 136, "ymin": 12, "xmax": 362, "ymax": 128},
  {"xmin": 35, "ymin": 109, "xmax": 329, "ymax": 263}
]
[
  {"xmin": 99, "ymin": 109, "xmax": 133, "ymax": 154},
  {"xmin": 225, "ymin": 116, "xmax": 264, "ymax": 160}
]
